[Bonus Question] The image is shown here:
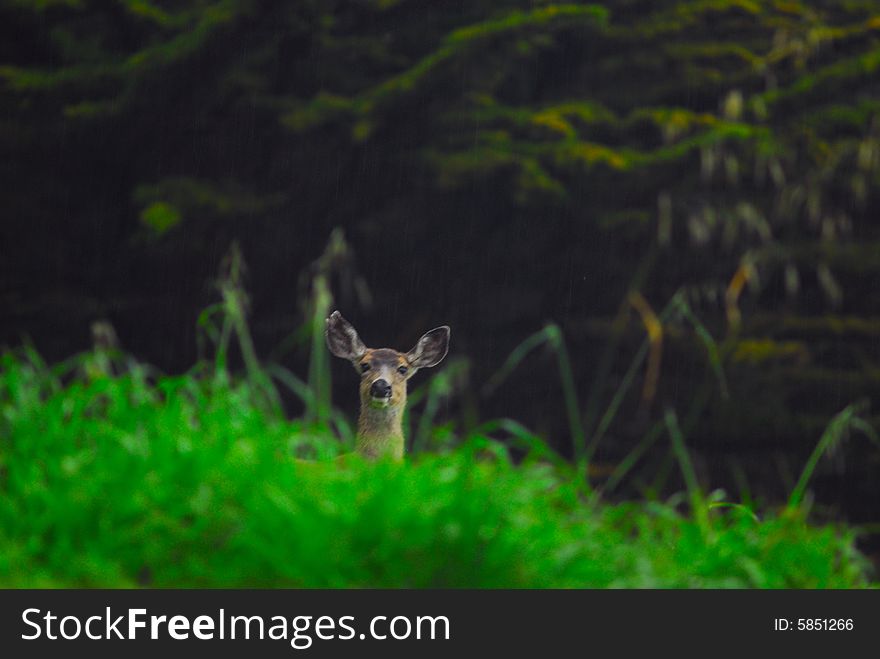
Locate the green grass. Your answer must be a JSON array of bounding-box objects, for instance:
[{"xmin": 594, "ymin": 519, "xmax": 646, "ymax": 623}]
[{"xmin": 0, "ymin": 348, "xmax": 873, "ymax": 588}]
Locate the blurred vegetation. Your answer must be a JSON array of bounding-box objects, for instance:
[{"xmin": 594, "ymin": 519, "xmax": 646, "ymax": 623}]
[
  {"xmin": 2, "ymin": 1, "xmax": 880, "ymax": 567},
  {"xmin": 0, "ymin": 262, "xmax": 875, "ymax": 588},
  {"xmin": 0, "ymin": 339, "xmax": 873, "ymax": 588}
]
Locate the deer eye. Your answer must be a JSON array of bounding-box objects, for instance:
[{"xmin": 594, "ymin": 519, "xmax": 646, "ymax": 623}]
[
  {"xmin": 397, "ymin": 365, "xmax": 408, "ymax": 375},
  {"xmin": 360, "ymin": 362, "xmax": 371, "ymax": 373}
]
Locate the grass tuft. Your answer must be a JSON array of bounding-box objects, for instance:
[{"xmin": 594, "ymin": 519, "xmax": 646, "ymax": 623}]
[{"xmin": 0, "ymin": 349, "xmax": 872, "ymax": 588}]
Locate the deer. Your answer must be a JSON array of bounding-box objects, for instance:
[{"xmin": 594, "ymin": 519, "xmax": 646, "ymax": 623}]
[{"xmin": 325, "ymin": 310, "xmax": 450, "ymax": 460}]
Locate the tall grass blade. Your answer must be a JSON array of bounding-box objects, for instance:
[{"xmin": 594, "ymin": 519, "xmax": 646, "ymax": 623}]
[
  {"xmin": 218, "ymin": 245, "xmax": 282, "ymax": 414},
  {"xmin": 595, "ymin": 419, "xmax": 665, "ymax": 502},
  {"xmin": 544, "ymin": 324, "xmax": 586, "ymax": 465},
  {"xmin": 472, "ymin": 418, "xmax": 570, "ymax": 470},
  {"xmin": 481, "ymin": 325, "xmax": 586, "ymax": 471},
  {"xmin": 585, "ymin": 292, "xmax": 681, "ymax": 465},
  {"xmin": 267, "ymin": 363, "xmax": 354, "ymax": 448},
  {"xmin": 673, "ymin": 295, "xmax": 729, "ymax": 398},
  {"xmin": 664, "ymin": 407, "xmax": 711, "ymax": 538},
  {"xmin": 410, "ymin": 358, "xmax": 467, "ymax": 453},
  {"xmin": 627, "ymin": 291, "xmax": 663, "ymax": 409},
  {"xmin": 306, "ymin": 274, "xmax": 333, "ymax": 426},
  {"xmin": 481, "ymin": 327, "xmax": 552, "ymax": 397},
  {"xmin": 788, "ymin": 402, "xmax": 878, "ymax": 509},
  {"xmin": 582, "ymin": 248, "xmax": 659, "ymax": 444}
]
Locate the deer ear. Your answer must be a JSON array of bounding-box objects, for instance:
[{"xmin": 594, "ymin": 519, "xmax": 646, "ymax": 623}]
[
  {"xmin": 406, "ymin": 326, "xmax": 450, "ymax": 370},
  {"xmin": 325, "ymin": 311, "xmax": 366, "ymax": 362}
]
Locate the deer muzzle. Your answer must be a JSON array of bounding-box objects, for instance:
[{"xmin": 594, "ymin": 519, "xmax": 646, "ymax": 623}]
[{"xmin": 369, "ymin": 378, "xmax": 392, "ymax": 399}]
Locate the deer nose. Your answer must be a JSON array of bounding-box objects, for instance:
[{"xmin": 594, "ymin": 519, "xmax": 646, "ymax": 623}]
[{"xmin": 370, "ymin": 379, "xmax": 392, "ymax": 398}]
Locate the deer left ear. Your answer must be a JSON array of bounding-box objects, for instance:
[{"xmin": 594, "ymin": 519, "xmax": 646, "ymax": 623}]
[
  {"xmin": 406, "ymin": 326, "xmax": 450, "ymax": 370},
  {"xmin": 325, "ymin": 310, "xmax": 367, "ymax": 362}
]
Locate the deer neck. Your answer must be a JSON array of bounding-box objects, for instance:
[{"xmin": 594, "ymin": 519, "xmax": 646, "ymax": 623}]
[{"xmin": 357, "ymin": 399, "xmax": 405, "ymax": 460}]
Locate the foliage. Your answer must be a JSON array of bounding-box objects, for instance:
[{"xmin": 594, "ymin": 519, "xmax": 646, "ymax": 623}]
[
  {"xmin": 2, "ymin": 0, "xmax": 880, "ymax": 566},
  {"xmin": 0, "ymin": 347, "xmax": 872, "ymax": 588}
]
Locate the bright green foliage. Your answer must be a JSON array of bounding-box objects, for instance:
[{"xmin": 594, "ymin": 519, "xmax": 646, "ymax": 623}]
[
  {"xmin": 2, "ymin": 0, "xmax": 880, "ymax": 586},
  {"xmin": 0, "ymin": 350, "xmax": 871, "ymax": 588}
]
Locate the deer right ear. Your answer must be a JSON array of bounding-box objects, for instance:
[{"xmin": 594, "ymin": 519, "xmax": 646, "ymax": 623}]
[
  {"xmin": 406, "ymin": 326, "xmax": 450, "ymax": 370},
  {"xmin": 325, "ymin": 311, "xmax": 366, "ymax": 362}
]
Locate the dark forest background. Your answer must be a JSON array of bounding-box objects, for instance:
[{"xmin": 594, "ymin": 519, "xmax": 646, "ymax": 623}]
[{"xmin": 2, "ymin": 1, "xmax": 879, "ymax": 554}]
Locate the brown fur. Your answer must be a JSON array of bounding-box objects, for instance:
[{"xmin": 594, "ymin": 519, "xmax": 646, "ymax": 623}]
[{"xmin": 325, "ymin": 311, "xmax": 450, "ymax": 460}]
